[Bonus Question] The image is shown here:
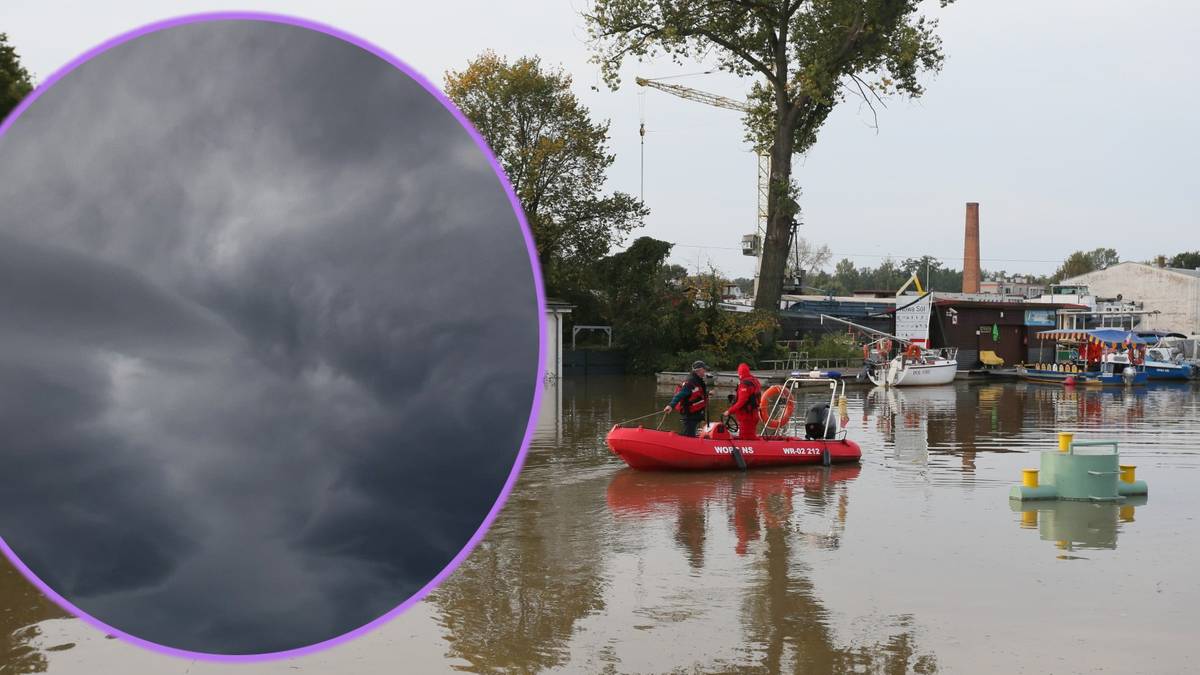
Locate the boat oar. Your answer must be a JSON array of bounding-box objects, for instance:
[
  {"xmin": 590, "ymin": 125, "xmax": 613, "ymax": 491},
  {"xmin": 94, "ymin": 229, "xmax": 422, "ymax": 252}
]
[{"xmin": 723, "ymin": 415, "xmax": 748, "ymax": 471}]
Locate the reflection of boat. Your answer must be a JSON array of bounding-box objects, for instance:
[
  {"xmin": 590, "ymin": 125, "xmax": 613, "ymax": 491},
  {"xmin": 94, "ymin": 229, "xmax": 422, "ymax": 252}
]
[
  {"xmin": 607, "ymin": 466, "xmax": 861, "ymax": 555},
  {"xmin": 1011, "ymin": 498, "xmax": 1146, "ymax": 557},
  {"xmin": 608, "ymin": 375, "xmax": 861, "ymax": 471},
  {"xmin": 606, "ymin": 465, "xmax": 862, "ymax": 515},
  {"xmin": 605, "ymin": 426, "xmax": 861, "ymax": 470}
]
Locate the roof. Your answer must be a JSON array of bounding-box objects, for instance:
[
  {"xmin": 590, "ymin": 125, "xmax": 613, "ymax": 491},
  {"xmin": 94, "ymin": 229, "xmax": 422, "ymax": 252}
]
[
  {"xmin": 1064, "ymin": 261, "xmax": 1200, "ymax": 283},
  {"xmin": 1035, "ymin": 328, "xmax": 1156, "ymax": 346},
  {"xmin": 545, "ymin": 297, "xmax": 575, "ymax": 311},
  {"xmin": 930, "ymin": 298, "xmax": 1087, "ymax": 311}
]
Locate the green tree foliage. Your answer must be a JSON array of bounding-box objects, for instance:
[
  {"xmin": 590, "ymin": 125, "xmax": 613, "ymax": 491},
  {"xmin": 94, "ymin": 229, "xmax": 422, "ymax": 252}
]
[
  {"xmin": 590, "ymin": 237, "xmax": 780, "ymax": 372},
  {"xmin": 445, "ymin": 52, "xmax": 647, "ymax": 297},
  {"xmin": 1, "ymin": 33, "xmax": 34, "ymax": 120},
  {"xmin": 587, "ymin": 0, "xmax": 951, "ymax": 311},
  {"xmin": 805, "ymin": 256, "xmax": 963, "ymax": 295},
  {"xmin": 1169, "ymin": 251, "xmax": 1200, "ymax": 270},
  {"xmin": 1050, "ymin": 248, "xmax": 1119, "ymax": 282}
]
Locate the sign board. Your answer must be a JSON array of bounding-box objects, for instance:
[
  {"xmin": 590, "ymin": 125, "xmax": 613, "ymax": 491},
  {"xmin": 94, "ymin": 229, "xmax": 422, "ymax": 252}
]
[
  {"xmin": 1024, "ymin": 309, "xmax": 1056, "ymax": 326},
  {"xmin": 895, "ymin": 293, "xmax": 932, "ymax": 347}
]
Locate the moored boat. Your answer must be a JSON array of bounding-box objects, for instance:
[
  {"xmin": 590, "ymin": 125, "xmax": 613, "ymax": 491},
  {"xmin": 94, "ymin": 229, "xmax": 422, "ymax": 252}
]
[
  {"xmin": 866, "ymin": 345, "xmax": 958, "ymax": 387},
  {"xmin": 1020, "ymin": 328, "xmax": 1153, "ymax": 386},
  {"xmin": 1106, "ymin": 346, "xmax": 1193, "ymax": 381},
  {"xmin": 1015, "ymin": 363, "xmax": 1149, "ymax": 387}
]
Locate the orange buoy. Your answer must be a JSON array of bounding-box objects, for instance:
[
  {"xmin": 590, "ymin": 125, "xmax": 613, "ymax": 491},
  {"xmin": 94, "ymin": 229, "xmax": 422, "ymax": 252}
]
[
  {"xmin": 759, "ymin": 385, "xmax": 795, "ymax": 429},
  {"xmin": 904, "ymin": 343, "xmax": 922, "ymax": 360}
]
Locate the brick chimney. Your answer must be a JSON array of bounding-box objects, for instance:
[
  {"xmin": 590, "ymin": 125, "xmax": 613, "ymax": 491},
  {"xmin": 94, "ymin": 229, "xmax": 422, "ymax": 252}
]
[{"xmin": 962, "ymin": 202, "xmax": 980, "ymax": 293}]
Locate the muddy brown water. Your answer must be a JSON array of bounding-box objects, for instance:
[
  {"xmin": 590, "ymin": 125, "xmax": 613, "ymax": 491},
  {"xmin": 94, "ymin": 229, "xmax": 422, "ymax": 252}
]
[{"xmin": 3, "ymin": 377, "xmax": 1198, "ymax": 673}]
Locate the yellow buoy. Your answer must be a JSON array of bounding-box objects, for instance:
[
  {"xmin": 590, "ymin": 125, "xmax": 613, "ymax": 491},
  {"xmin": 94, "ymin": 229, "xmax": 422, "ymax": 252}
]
[
  {"xmin": 1058, "ymin": 432, "xmax": 1073, "ymax": 453},
  {"xmin": 1120, "ymin": 464, "xmax": 1136, "ymax": 483},
  {"xmin": 1022, "ymin": 469, "xmax": 1039, "ymax": 488}
]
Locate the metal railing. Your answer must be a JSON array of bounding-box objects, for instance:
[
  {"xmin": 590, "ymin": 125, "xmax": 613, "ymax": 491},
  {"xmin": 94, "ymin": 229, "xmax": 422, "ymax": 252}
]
[{"xmin": 758, "ymin": 357, "xmax": 854, "ymax": 371}]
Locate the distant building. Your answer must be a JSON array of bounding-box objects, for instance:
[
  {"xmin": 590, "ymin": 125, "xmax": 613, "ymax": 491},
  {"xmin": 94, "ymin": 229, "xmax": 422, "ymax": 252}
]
[
  {"xmin": 544, "ymin": 298, "xmax": 573, "ymax": 380},
  {"xmin": 778, "ymin": 294, "xmax": 896, "ymax": 338},
  {"xmin": 1061, "ymin": 262, "xmax": 1200, "ymax": 335},
  {"xmin": 979, "ymin": 275, "xmax": 1045, "ymax": 299},
  {"xmin": 924, "ymin": 296, "xmax": 1086, "ymax": 368}
]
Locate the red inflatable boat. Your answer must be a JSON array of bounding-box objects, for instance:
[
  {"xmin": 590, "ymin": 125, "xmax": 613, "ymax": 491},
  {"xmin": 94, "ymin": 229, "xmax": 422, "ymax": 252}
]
[
  {"xmin": 606, "ymin": 423, "xmax": 861, "ymax": 471},
  {"xmin": 609, "ymin": 374, "xmax": 863, "ymax": 471}
]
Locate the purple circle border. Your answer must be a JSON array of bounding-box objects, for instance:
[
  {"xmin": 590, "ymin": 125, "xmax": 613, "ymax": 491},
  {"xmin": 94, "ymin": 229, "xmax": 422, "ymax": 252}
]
[{"xmin": 0, "ymin": 11, "xmax": 547, "ymax": 663}]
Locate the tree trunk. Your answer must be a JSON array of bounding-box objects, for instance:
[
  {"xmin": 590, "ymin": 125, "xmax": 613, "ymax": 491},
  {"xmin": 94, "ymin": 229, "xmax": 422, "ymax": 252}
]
[{"xmin": 753, "ymin": 124, "xmax": 795, "ymax": 312}]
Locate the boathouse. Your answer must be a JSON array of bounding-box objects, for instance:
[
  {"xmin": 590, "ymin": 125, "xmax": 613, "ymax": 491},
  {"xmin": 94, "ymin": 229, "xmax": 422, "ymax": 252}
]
[{"xmin": 921, "ymin": 296, "xmax": 1086, "ymax": 369}]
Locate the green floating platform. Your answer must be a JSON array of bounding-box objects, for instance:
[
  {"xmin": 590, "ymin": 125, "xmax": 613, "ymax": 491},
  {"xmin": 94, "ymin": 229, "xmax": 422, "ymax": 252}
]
[{"xmin": 1010, "ymin": 439, "xmax": 1148, "ymax": 503}]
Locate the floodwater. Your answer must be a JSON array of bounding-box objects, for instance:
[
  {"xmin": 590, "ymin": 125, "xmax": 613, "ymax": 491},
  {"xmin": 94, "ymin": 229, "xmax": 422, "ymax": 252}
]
[{"xmin": 3, "ymin": 377, "xmax": 1199, "ymax": 673}]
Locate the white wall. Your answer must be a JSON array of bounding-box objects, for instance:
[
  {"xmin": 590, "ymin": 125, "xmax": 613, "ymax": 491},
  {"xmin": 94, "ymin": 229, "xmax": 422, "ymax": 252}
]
[
  {"xmin": 1065, "ymin": 263, "xmax": 1200, "ymax": 334},
  {"xmin": 543, "ymin": 309, "xmax": 568, "ymax": 380}
]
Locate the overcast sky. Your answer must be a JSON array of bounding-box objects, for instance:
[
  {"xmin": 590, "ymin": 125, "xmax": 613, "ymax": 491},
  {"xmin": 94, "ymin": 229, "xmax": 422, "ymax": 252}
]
[
  {"xmin": 0, "ymin": 18, "xmax": 538, "ymax": 654},
  {"xmin": 4, "ymin": 0, "xmax": 1194, "ymax": 280}
]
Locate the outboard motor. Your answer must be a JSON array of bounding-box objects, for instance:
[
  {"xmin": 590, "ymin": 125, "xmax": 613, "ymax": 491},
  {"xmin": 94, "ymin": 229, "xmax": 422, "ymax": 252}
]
[{"xmin": 804, "ymin": 403, "xmax": 840, "ymax": 440}]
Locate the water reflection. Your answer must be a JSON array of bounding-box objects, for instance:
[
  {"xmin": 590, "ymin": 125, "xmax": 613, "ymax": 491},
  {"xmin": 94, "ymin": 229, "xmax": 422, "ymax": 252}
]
[
  {"xmin": 5, "ymin": 378, "xmax": 1199, "ymax": 673},
  {"xmin": 1011, "ymin": 498, "xmax": 1148, "ymax": 560},
  {"xmin": 1, "ymin": 558, "xmax": 71, "ymax": 673},
  {"xmin": 606, "ymin": 467, "xmax": 859, "ymax": 559},
  {"xmin": 605, "ymin": 466, "xmax": 936, "ymax": 673}
]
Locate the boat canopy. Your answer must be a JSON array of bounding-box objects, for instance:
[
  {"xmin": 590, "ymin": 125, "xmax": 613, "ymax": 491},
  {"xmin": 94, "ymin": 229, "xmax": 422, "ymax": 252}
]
[{"xmin": 1035, "ymin": 328, "xmax": 1156, "ymax": 347}]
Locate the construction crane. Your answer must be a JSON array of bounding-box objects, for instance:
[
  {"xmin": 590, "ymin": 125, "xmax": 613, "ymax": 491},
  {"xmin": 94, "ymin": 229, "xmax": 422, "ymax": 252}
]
[{"xmin": 635, "ymin": 76, "xmax": 777, "ymax": 300}]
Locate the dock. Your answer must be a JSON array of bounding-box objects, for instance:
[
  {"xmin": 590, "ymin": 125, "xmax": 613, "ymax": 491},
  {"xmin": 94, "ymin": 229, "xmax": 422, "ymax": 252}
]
[{"xmin": 656, "ymin": 368, "xmax": 865, "ymax": 388}]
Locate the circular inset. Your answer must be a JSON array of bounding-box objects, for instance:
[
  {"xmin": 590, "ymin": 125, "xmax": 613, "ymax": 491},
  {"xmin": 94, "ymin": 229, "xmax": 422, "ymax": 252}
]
[{"xmin": 0, "ymin": 13, "xmax": 543, "ymax": 658}]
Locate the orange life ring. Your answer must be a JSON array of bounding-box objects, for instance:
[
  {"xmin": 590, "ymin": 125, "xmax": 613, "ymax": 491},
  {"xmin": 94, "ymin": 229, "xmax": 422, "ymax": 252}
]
[
  {"xmin": 904, "ymin": 343, "xmax": 922, "ymax": 360},
  {"xmin": 882, "ymin": 339, "xmax": 892, "ymax": 354},
  {"xmin": 759, "ymin": 385, "xmax": 795, "ymax": 429}
]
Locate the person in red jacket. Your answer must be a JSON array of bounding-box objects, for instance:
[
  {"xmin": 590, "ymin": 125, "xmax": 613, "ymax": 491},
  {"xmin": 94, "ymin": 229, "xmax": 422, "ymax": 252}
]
[{"xmin": 725, "ymin": 362, "xmax": 762, "ymax": 440}]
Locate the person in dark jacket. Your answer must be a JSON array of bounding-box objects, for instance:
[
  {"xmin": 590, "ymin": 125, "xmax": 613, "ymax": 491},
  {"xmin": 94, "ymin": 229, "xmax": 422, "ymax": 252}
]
[
  {"xmin": 665, "ymin": 361, "xmax": 708, "ymax": 437},
  {"xmin": 724, "ymin": 362, "xmax": 762, "ymax": 440}
]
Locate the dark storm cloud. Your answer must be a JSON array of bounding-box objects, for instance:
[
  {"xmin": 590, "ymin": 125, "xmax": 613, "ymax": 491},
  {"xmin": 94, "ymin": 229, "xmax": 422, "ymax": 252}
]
[{"xmin": 0, "ymin": 19, "xmax": 538, "ymax": 654}]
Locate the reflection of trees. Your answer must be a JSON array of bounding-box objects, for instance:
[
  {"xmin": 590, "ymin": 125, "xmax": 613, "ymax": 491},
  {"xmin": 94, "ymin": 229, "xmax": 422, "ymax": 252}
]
[
  {"xmin": 431, "ymin": 472, "xmax": 608, "ymax": 673},
  {"xmin": 429, "ymin": 376, "xmax": 643, "ymax": 673},
  {"xmin": 738, "ymin": 474, "xmax": 938, "ymax": 674},
  {"xmin": 1, "ymin": 557, "xmax": 70, "ymax": 674}
]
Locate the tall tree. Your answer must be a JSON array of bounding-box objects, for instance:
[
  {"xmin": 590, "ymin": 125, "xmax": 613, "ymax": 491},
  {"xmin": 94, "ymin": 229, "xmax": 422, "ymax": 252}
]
[
  {"xmin": 1051, "ymin": 247, "xmax": 1119, "ymax": 282},
  {"xmin": 587, "ymin": 0, "xmax": 950, "ymax": 311},
  {"xmin": 1169, "ymin": 251, "xmax": 1200, "ymax": 270},
  {"xmin": 1, "ymin": 33, "xmax": 34, "ymax": 120},
  {"xmin": 445, "ymin": 52, "xmax": 648, "ymax": 296},
  {"xmin": 786, "ymin": 235, "xmax": 832, "ymax": 279}
]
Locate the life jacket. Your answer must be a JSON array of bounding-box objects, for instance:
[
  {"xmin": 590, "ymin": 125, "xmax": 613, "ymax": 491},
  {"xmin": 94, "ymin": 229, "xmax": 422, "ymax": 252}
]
[
  {"xmin": 740, "ymin": 378, "xmax": 762, "ymax": 412},
  {"xmin": 674, "ymin": 376, "xmax": 707, "ymax": 415}
]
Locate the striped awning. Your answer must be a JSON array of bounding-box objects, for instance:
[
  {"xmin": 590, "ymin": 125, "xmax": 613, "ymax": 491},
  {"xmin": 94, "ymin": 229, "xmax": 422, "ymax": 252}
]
[{"xmin": 1034, "ymin": 329, "xmax": 1155, "ymax": 347}]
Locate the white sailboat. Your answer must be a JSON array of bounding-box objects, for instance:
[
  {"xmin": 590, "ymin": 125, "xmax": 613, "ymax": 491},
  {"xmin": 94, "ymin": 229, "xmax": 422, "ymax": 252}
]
[
  {"xmin": 822, "ymin": 299, "xmax": 959, "ymax": 387},
  {"xmin": 866, "ymin": 344, "xmax": 959, "ymax": 387}
]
